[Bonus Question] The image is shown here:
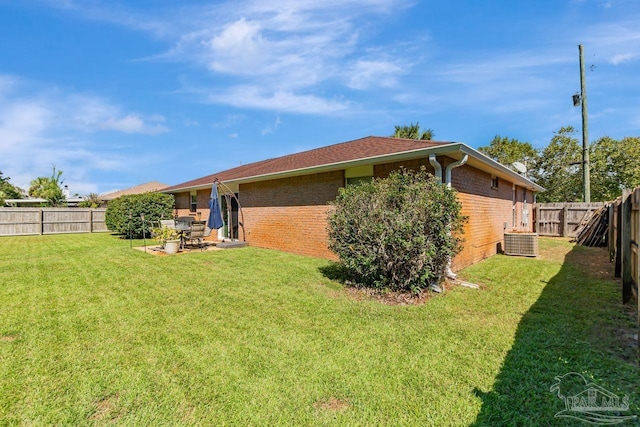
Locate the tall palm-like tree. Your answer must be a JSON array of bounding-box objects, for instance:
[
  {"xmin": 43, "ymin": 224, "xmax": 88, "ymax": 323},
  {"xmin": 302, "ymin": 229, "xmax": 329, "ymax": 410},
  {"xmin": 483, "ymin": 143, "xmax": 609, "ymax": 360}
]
[
  {"xmin": 28, "ymin": 166, "xmax": 65, "ymax": 206},
  {"xmin": 392, "ymin": 122, "xmax": 434, "ymax": 140}
]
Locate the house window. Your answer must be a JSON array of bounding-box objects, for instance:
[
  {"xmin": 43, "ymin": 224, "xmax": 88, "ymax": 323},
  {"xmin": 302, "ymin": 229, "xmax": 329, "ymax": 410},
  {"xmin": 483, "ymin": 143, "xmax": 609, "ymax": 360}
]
[
  {"xmin": 491, "ymin": 176, "xmax": 499, "ymax": 190},
  {"xmin": 346, "ymin": 176, "xmax": 372, "ymax": 186},
  {"xmin": 190, "ymin": 191, "xmax": 197, "ymax": 212}
]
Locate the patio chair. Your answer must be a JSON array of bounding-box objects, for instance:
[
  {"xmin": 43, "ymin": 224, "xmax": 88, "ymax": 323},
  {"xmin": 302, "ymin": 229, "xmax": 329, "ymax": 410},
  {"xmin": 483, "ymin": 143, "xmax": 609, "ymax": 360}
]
[
  {"xmin": 185, "ymin": 222, "xmax": 206, "ymax": 249},
  {"xmin": 160, "ymin": 219, "xmax": 176, "ymax": 229},
  {"xmin": 175, "ymin": 216, "xmax": 194, "ymax": 232}
]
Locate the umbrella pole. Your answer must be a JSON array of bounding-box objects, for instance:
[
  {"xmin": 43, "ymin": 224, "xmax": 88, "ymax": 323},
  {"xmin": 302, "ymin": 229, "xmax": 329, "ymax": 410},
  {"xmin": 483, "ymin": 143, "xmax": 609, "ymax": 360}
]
[{"xmin": 214, "ymin": 179, "xmax": 247, "ymax": 242}]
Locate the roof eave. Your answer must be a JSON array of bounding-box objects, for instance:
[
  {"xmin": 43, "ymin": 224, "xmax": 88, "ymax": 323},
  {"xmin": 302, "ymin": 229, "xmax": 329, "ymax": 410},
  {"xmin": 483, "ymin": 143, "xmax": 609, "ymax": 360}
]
[
  {"xmin": 456, "ymin": 144, "xmax": 545, "ymax": 192},
  {"xmin": 163, "ymin": 142, "xmax": 544, "ymax": 193}
]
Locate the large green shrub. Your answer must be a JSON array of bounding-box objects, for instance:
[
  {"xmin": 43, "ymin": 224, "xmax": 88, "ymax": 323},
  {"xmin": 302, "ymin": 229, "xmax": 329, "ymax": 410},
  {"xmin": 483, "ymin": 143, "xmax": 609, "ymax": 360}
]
[
  {"xmin": 105, "ymin": 192, "xmax": 175, "ymax": 238},
  {"xmin": 327, "ymin": 167, "xmax": 464, "ymax": 293}
]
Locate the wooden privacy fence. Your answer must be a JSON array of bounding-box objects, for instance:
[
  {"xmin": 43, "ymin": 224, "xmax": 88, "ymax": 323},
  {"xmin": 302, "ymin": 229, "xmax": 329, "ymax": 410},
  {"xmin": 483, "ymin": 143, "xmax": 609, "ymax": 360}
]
[
  {"xmin": 610, "ymin": 186, "xmax": 640, "ymax": 348},
  {"xmin": 0, "ymin": 208, "xmax": 108, "ymax": 236},
  {"xmin": 534, "ymin": 202, "xmax": 605, "ymax": 237}
]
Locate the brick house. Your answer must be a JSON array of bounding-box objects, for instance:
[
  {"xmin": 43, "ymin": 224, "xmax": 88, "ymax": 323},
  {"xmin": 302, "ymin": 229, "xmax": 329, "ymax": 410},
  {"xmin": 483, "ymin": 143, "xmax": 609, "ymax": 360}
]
[{"xmin": 162, "ymin": 136, "xmax": 543, "ymax": 271}]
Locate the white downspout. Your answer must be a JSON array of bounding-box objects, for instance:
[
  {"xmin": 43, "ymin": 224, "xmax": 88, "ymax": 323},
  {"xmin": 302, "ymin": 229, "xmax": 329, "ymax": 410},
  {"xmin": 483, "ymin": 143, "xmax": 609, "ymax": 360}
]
[
  {"xmin": 443, "ymin": 154, "xmax": 468, "ymax": 279},
  {"xmin": 428, "ymin": 154, "xmax": 443, "ymax": 183},
  {"xmin": 444, "ymin": 155, "xmax": 468, "ymax": 189}
]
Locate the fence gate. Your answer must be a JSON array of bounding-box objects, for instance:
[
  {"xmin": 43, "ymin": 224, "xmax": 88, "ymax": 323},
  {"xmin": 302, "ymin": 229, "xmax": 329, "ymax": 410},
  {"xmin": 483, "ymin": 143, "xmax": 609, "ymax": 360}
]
[{"xmin": 534, "ymin": 202, "xmax": 604, "ymax": 237}]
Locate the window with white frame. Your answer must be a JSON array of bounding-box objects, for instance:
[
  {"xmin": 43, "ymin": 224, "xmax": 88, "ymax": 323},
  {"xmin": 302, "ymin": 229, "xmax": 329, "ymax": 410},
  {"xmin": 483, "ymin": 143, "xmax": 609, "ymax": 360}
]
[{"xmin": 190, "ymin": 191, "xmax": 197, "ymax": 212}]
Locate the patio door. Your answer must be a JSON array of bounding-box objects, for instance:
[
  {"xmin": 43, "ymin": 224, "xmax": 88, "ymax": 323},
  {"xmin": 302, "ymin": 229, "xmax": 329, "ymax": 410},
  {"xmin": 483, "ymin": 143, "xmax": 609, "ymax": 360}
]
[{"xmin": 221, "ymin": 193, "xmax": 239, "ymax": 239}]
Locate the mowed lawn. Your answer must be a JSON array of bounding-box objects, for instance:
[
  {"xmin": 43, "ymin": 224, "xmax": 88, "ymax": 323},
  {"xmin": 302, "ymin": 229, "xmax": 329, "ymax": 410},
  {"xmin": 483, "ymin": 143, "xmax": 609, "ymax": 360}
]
[{"xmin": 0, "ymin": 234, "xmax": 637, "ymax": 425}]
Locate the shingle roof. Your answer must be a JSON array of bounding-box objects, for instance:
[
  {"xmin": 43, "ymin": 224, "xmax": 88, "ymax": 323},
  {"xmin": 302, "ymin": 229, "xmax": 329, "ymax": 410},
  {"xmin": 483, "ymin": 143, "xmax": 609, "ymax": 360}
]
[
  {"xmin": 101, "ymin": 181, "xmax": 169, "ymax": 201},
  {"xmin": 163, "ymin": 136, "xmax": 452, "ymax": 192}
]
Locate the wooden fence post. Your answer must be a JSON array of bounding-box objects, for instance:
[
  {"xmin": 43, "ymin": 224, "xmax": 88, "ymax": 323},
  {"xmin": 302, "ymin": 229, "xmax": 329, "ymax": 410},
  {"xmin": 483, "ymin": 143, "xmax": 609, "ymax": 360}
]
[
  {"xmin": 622, "ymin": 189, "xmax": 632, "ymax": 304},
  {"xmin": 615, "ymin": 200, "xmax": 622, "ymax": 278},
  {"xmin": 562, "ymin": 205, "xmax": 569, "ymax": 237},
  {"xmin": 608, "ymin": 203, "xmax": 615, "ymax": 262}
]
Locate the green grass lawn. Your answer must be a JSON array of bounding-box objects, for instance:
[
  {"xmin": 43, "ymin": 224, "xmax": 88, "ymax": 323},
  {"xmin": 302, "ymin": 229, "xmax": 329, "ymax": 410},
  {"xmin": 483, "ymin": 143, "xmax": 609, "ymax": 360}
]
[{"xmin": 0, "ymin": 234, "xmax": 637, "ymax": 425}]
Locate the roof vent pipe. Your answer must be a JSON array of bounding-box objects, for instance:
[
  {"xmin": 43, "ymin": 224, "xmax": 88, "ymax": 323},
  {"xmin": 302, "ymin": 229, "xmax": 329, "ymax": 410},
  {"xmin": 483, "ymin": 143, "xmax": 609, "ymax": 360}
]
[{"xmin": 428, "ymin": 154, "xmax": 443, "ymax": 183}]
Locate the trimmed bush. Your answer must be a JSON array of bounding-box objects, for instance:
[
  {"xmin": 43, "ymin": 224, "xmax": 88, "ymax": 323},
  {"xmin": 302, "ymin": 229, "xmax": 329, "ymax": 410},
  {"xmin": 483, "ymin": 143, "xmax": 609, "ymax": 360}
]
[
  {"xmin": 327, "ymin": 167, "xmax": 464, "ymax": 293},
  {"xmin": 105, "ymin": 192, "xmax": 175, "ymax": 238}
]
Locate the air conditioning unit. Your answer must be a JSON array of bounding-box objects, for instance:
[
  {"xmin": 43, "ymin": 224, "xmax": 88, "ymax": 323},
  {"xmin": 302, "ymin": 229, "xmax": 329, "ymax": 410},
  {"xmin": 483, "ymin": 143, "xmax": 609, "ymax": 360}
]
[{"xmin": 503, "ymin": 232, "xmax": 538, "ymax": 257}]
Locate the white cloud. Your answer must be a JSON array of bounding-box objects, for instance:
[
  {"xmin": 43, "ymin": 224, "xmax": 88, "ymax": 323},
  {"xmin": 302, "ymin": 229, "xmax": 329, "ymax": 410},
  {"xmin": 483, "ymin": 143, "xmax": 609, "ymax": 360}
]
[
  {"xmin": 100, "ymin": 114, "xmax": 169, "ymax": 134},
  {"xmin": 205, "ymin": 18, "xmax": 264, "ymax": 72},
  {"xmin": 0, "ymin": 101, "xmax": 52, "ymax": 149},
  {"xmin": 213, "ymin": 114, "xmax": 245, "ymax": 128},
  {"xmin": 38, "ymin": 0, "xmax": 172, "ymax": 37},
  {"xmin": 205, "ymin": 85, "xmax": 350, "ymax": 114},
  {"xmin": 0, "ymin": 76, "xmax": 168, "ymax": 190},
  {"xmin": 85, "ymin": 0, "xmax": 412, "ymax": 115},
  {"xmin": 49, "ymin": 94, "xmax": 170, "ymax": 135},
  {"xmin": 346, "ymin": 59, "xmax": 403, "ymax": 90},
  {"xmin": 261, "ymin": 116, "xmax": 283, "ymax": 135},
  {"xmin": 438, "ymin": 51, "xmax": 570, "ymax": 84},
  {"xmin": 423, "ymin": 50, "xmax": 572, "ymax": 114},
  {"xmin": 30, "ymin": 0, "xmax": 417, "ymax": 116},
  {"xmin": 581, "ymin": 18, "xmax": 640, "ymax": 65},
  {"xmin": 0, "ymin": 74, "xmax": 17, "ymax": 97},
  {"xmin": 610, "ymin": 52, "xmax": 636, "ymax": 64}
]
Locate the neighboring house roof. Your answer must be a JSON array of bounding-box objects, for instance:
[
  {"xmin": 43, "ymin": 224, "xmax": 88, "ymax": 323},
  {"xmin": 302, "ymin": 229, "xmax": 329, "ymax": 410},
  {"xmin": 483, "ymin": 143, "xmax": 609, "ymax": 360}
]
[
  {"xmin": 101, "ymin": 181, "xmax": 169, "ymax": 201},
  {"xmin": 163, "ymin": 136, "xmax": 544, "ymax": 193},
  {"xmin": 4, "ymin": 197, "xmax": 85, "ymax": 207}
]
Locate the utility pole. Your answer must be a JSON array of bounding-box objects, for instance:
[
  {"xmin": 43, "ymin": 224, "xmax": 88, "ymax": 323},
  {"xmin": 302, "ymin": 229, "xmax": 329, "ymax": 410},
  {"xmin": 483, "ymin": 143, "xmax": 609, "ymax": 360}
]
[{"xmin": 579, "ymin": 44, "xmax": 591, "ymax": 202}]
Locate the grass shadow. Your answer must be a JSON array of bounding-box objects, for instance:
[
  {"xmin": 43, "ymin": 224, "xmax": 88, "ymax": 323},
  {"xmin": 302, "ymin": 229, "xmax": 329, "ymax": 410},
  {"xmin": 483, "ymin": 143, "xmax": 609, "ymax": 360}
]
[
  {"xmin": 318, "ymin": 261, "xmax": 351, "ymax": 284},
  {"xmin": 470, "ymin": 244, "xmax": 639, "ymax": 425}
]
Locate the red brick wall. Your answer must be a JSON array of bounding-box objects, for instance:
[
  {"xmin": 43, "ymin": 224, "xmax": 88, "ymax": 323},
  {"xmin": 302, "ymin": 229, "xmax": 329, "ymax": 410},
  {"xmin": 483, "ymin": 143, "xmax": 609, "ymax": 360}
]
[
  {"xmin": 450, "ymin": 165, "xmax": 534, "ymax": 270},
  {"xmin": 240, "ymin": 171, "xmax": 344, "ymax": 258},
  {"xmin": 169, "ymin": 160, "xmax": 536, "ymax": 270},
  {"xmin": 374, "ymin": 156, "xmax": 534, "ymax": 270},
  {"xmin": 373, "ymin": 157, "xmax": 436, "ymax": 178},
  {"xmin": 171, "ymin": 190, "xmax": 216, "ymax": 240},
  {"xmin": 450, "ymin": 165, "xmax": 510, "ymax": 270},
  {"xmin": 173, "ymin": 189, "xmax": 211, "ymax": 221},
  {"xmin": 174, "ymin": 192, "xmax": 190, "ymax": 211}
]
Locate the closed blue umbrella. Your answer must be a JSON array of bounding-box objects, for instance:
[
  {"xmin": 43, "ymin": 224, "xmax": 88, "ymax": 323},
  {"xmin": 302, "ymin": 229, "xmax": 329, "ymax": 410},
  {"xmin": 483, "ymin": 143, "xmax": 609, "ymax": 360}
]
[{"xmin": 207, "ymin": 182, "xmax": 224, "ymax": 230}]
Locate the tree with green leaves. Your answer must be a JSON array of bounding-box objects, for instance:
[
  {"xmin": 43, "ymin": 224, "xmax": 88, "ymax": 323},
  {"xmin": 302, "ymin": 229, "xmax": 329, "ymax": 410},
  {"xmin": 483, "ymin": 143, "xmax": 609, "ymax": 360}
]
[
  {"xmin": 28, "ymin": 166, "xmax": 66, "ymax": 207},
  {"xmin": 590, "ymin": 136, "xmax": 640, "ymax": 201},
  {"xmin": 105, "ymin": 192, "xmax": 175, "ymax": 238},
  {"xmin": 478, "ymin": 135, "xmax": 539, "ymax": 171},
  {"xmin": 532, "ymin": 127, "xmax": 583, "ymax": 203},
  {"xmin": 327, "ymin": 167, "xmax": 463, "ymax": 293},
  {"xmin": 0, "ymin": 170, "xmax": 23, "ymax": 205},
  {"xmin": 78, "ymin": 193, "xmax": 103, "ymax": 208},
  {"xmin": 392, "ymin": 122, "xmax": 435, "ymax": 140}
]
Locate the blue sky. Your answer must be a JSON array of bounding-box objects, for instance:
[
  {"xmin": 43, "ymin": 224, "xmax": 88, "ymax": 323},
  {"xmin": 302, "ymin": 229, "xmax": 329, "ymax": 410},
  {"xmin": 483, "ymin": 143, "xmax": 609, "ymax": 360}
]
[{"xmin": 1, "ymin": 0, "xmax": 638, "ymax": 195}]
